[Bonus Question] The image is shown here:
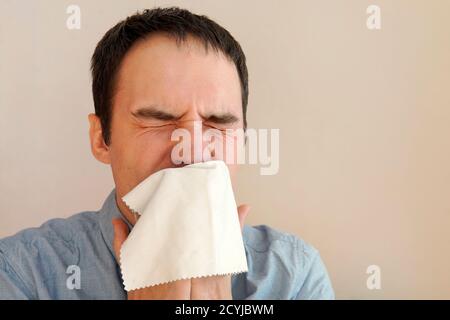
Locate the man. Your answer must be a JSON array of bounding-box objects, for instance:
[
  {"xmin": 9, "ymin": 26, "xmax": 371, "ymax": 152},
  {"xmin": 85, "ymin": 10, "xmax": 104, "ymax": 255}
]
[{"xmin": 0, "ymin": 7, "xmax": 334, "ymax": 299}]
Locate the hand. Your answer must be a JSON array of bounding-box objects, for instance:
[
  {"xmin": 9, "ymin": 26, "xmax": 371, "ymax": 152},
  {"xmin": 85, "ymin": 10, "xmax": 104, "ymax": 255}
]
[{"xmin": 112, "ymin": 204, "xmax": 250, "ymax": 300}]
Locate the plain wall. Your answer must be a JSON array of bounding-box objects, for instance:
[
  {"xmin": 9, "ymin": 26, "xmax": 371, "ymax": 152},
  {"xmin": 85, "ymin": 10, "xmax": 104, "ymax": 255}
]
[{"xmin": 1, "ymin": 0, "xmax": 449, "ymax": 299}]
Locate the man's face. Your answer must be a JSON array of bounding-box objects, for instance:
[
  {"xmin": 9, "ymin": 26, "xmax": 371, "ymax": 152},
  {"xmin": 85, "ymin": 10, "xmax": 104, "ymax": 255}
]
[{"xmin": 90, "ymin": 34, "xmax": 243, "ymax": 220}]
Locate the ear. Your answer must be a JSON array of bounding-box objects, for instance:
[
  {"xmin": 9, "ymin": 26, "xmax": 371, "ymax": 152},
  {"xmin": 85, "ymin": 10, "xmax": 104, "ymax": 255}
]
[{"xmin": 88, "ymin": 113, "xmax": 111, "ymax": 164}]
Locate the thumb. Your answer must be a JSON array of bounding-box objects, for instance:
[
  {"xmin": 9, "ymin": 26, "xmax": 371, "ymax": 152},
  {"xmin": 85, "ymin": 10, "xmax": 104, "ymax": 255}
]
[
  {"xmin": 112, "ymin": 218, "xmax": 129, "ymax": 263},
  {"xmin": 237, "ymin": 204, "xmax": 251, "ymax": 231}
]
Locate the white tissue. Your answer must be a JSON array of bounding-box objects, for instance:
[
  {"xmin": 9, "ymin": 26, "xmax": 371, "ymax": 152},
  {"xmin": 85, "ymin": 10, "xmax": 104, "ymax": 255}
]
[{"xmin": 119, "ymin": 160, "xmax": 248, "ymax": 291}]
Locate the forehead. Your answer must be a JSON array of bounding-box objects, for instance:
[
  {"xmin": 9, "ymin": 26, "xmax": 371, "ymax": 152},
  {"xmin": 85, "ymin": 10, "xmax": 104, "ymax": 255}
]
[{"xmin": 113, "ymin": 33, "xmax": 242, "ymax": 116}]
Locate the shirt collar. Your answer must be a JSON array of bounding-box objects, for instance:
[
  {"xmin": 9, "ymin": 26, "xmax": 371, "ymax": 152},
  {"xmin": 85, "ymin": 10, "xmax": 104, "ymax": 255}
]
[{"xmin": 98, "ymin": 189, "xmax": 133, "ymax": 261}]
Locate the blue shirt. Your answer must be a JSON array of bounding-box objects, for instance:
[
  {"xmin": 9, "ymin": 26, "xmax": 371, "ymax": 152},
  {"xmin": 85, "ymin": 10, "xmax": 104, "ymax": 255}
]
[{"xmin": 0, "ymin": 189, "xmax": 334, "ymax": 299}]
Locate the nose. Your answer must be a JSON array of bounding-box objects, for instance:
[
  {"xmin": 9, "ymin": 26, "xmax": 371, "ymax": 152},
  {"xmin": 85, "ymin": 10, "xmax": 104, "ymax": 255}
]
[{"xmin": 170, "ymin": 120, "xmax": 214, "ymax": 166}]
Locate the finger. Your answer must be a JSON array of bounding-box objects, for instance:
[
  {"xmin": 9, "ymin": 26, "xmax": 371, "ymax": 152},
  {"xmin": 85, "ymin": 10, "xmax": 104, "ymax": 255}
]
[
  {"xmin": 112, "ymin": 218, "xmax": 129, "ymax": 263},
  {"xmin": 237, "ymin": 204, "xmax": 251, "ymax": 230}
]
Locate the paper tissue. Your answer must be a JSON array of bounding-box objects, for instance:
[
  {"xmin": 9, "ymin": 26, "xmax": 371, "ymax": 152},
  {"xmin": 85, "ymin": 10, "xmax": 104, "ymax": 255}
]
[{"xmin": 119, "ymin": 160, "xmax": 248, "ymax": 291}]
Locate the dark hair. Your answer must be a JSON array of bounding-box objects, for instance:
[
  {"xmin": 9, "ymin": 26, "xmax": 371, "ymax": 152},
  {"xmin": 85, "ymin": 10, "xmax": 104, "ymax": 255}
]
[{"xmin": 91, "ymin": 7, "xmax": 249, "ymax": 145}]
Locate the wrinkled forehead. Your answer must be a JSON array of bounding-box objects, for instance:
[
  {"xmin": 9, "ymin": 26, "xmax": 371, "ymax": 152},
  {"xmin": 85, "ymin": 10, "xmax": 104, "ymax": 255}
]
[{"xmin": 112, "ymin": 33, "xmax": 242, "ymax": 118}]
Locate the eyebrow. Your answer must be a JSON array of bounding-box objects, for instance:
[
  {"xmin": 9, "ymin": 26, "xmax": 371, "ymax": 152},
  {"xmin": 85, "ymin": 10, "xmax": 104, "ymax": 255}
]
[
  {"xmin": 204, "ymin": 112, "xmax": 239, "ymax": 125},
  {"xmin": 131, "ymin": 107, "xmax": 179, "ymax": 121}
]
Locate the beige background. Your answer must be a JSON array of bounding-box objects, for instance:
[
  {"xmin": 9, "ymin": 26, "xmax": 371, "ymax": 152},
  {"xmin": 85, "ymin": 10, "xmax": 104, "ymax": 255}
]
[{"xmin": 1, "ymin": 0, "xmax": 449, "ymax": 299}]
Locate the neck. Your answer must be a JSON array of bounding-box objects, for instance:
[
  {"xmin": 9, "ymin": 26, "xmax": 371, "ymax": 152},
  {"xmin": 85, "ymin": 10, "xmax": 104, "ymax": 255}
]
[{"xmin": 115, "ymin": 194, "xmax": 139, "ymax": 226}]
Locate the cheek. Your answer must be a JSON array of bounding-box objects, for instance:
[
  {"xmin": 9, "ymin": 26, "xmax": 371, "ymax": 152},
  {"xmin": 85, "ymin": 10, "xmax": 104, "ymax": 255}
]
[
  {"xmin": 135, "ymin": 138, "xmax": 170, "ymax": 170},
  {"xmin": 110, "ymin": 130, "xmax": 175, "ymax": 190},
  {"xmin": 221, "ymin": 133, "xmax": 245, "ymax": 165},
  {"xmin": 131, "ymin": 130, "xmax": 176, "ymax": 178}
]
